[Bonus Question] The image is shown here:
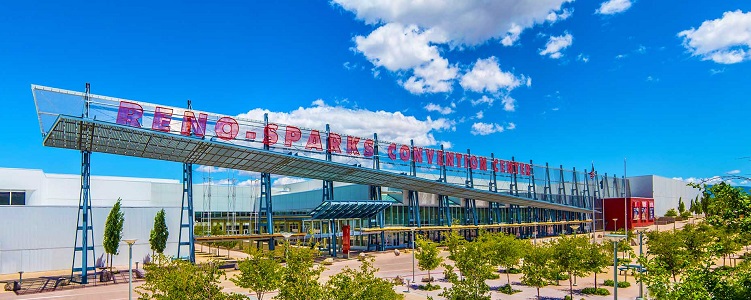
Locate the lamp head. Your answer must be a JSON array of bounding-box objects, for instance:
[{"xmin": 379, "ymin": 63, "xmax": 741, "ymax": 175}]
[{"xmin": 123, "ymin": 239, "xmax": 137, "ymax": 246}]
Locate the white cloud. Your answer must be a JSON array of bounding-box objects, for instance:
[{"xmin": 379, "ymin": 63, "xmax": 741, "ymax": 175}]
[
  {"xmin": 471, "ymin": 122, "xmax": 505, "ymax": 135},
  {"xmin": 460, "ymin": 56, "xmax": 529, "ymax": 94},
  {"xmin": 596, "ymin": 0, "xmax": 632, "ymax": 15},
  {"xmin": 336, "ymin": 0, "xmax": 572, "ymax": 93},
  {"xmin": 475, "ymin": 111, "xmax": 484, "ymax": 119},
  {"xmin": 196, "ymin": 165, "xmax": 227, "ymax": 173},
  {"xmin": 673, "ymin": 176, "xmax": 732, "ymax": 185},
  {"xmin": 436, "ymin": 140, "xmax": 453, "ymax": 149},
  {"xmin": 501, "ymin": 96, "xmax": 517, "ymax": 112},
  {"xmin": 646, "ymin": 76, "xmax": 659, "ymax": 82},
  {"xmin": 678, "ymin": 10, "xmax": 751, "ymax": 64},
  {"xmin": 336, "ymin": 0, "xmax": 573, "ymax": 46},
  {"xmin": 710, "ymin": 68, "xmax": 726, "ymax": 75},
  {"xmin": 615, "ymin": 54, "xmax": 628, "ymax": 59},
  {"xmin": 273, "ymin": 177, "xmax": 308, "ymax": 186},
  {"xmin": 577, "ymin": 53, "xmax": 590, "ymax": 63},
  {"xmin": 237, "ymin": 179, "xmax": 259, "ymax": 187},
  {"xmin": 727, "ymin": 169, "xmax": 741, "ymax": 175},
  {"xmin": 540, "ymin": 33, "xmax": 573, "ymax": 59},
  {"xmin": 424, "ymin": 103, "xmax": 454, "ymax": 115},
  {"xmin": 471, "ymin": 95, "xmax": 495, "ymax": 106},
  {"xmin": 237, "ymin": 100, "xmax": 455, "ymax": 147},
  {"xmin": 546, "ymin": 8, "xmax": 573, "ymax": 23},
  {"xmin": 506, "ymin": 122, "xmax": 516, "ymax": 130}
]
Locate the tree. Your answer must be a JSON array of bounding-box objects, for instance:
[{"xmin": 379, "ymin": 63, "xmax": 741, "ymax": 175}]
[
  {"xmin": 678, "ymin": 223, "xmax": 713, "ymax": 261},
  {"xmin": 689, "ymin": 198, "xmax": 696, "ymax": 215},
  {"xmin": 550, "ymin": 235, "xmax": 590, "ymax": 299},
  {"xmin": 665, "ymin": 208, "xmax": 678, "ymax": 217},
  {"xmin": 415, "ymin": 235, "xmax": 443, "ymax": 283},
  {"xmin": 103, "ymin": 198, "xmax": 125, "ymax": 272},
  {"xmin": 645, "ymin": 230, "xmax": 688, "ymax": 282},
  {"xmin": 137, "ymin": 254, "xmax": 246, "ymax": 300},
  {"xmin": 325, "ymin": 258, "xmax": 403, "ymax": 300},
  {"xmin": 479, "ymin": 232, "xmax": 527, "ymax": 286},
  {"xmin": 583, "ymin": 242, "xmax": 612, "ymax": 290},
  {"xmin": 678, "ymin": 197, "xmax": 686, "ymax": 214},
  {"xmin": 275, "ymin": 242, "xmax": 325, "ymax": 300},
  {"xmin": 149, "ymin": 209, "xmax": 169, "ymax": 257},
  {"xmin": 440, "ymin": 239, "xmax": 494, "ymax": 300},
  {"xmin": 521, "ymin": 243, "xmax": 553, "ymax": 300},
  {"xmin": 231, "ymin": 247, "xmax": 282, "ymax": 300}
]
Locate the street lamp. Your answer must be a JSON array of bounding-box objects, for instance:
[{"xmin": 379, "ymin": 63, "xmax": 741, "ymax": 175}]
[
  {"xmin": 532, "ymin": 230, "xmax": 538, "ymax": 245},
  {"xmin": 605, "ymin": 234, "xmax": 627, "ymax": 300},
  {"xmin": 280, "ymin": 232, "xmax": 293, "ymax": 260},
  {"xmin": 123, "ymin": 239, "xmax": 137, "ymax": 300},
  {"xmin": 570, "ymin": 224, "xmax": 580, "ymax": 236},
  {"xmin": 410, "ymin": 228, "xmax": 416, "ymax": 284},
  {"xmin": 612, "ymin": 218, "xmax": 618, "ymax": 232}
]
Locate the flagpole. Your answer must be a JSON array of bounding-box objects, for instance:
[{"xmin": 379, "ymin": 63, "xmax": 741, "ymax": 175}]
[{"xmin": 624, "ymin": 158, "xmax": 628, "ymax": 232}]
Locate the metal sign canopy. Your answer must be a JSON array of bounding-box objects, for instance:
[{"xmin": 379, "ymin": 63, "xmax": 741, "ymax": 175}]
[
  {"xmin": 310, "ymin": 200, "xmax": 393, "ymax": 220},
  {"xmin": 43, "ymin": 115, "xmax": 591, "ymax": 213}
]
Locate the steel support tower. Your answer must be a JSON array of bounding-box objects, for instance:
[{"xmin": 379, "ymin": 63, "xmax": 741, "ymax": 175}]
[
  {"xmin": 324, "ymin": 124, "xmax": 336, "ymax": 256},
  {"xmin": 177, "ymin": 162, "xmax": 195, "ymax": 262},
  {"xmin": 464, "ymin": 149, "xmax": 478, "ymax": 239},
  {"xmin": 407, "ymin": 140, "xmax": 421, "ymax": 228},
  {"xmin": 177, "ymin": 100, "xmax": 196, "ymax": 263},
  {"xmin": 437, "ymin": 145, "xmax": 452, "ymax": 227},
  {"xmin": 258, "ymin": 113, "xmax": 274, "ymax": 250},
  {"xmin": 72, "ymin": 83, "xmax": 95, "ymax": 284},
  {"xmin": 368, "ymin": 133, "xmax": 385, "ymax": 251},
  {"xmin": 488, "ymin": 153, "xmax": 501, "ymax": 226}
]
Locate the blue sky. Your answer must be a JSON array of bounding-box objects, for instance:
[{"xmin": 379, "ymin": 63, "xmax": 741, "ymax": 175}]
[{"xmin": 1, "ymin": 0, "xmax": 751, "ymax": 185}]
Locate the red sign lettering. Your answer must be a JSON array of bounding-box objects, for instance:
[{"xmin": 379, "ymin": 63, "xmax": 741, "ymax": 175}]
[
  {"xmin": 152, "ymin": 106, "xmax": 173, "ymax": 132},
  {"xmin": 284, "ymin": 126, "xmax": 301, "ymax": 147},
  {"xmin": 181, "ymin": 111, "xmax": 208, "ymax": 137},
  {"xmin": 215, "ymin": 116, "xmax": 239, "ymax": 140},
  {"xmin": 346, "ymin": 136, "xmax": 360, "ymax": 155},
  {"xmin": 263, "ymin": 124, "xmax": 279, "ymax": 146},
  {"xmin": 116, "ymin": 101, "xmax": 143, "ymax": 127},
  {"xmin": 305, "ymin": 130, "xmax": 323, "ymax": 151},
  {"xmin": 363, "ymin": 139, "xmax": 374, "ymax": 157},
  {"xmin": 425, "ymin": 148, "xmax": 434, "ymax": 165},
  {"xmin": 399, "ymin": 145, "xmax": 410, "ymax": 161},
  {"xmin": 388, "ymin": 143, "xmax": 397, "ymax": 160},
  {"xmin": 412, "ymin": 147, "xmax": 423, "ymax": 163},
  {"xmin": 327, "ymin": 133, "xmax": 342, "ymax": 153}
]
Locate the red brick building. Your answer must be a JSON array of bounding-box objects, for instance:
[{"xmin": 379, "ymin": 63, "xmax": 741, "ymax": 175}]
[{"xmin": 603, "ymin": 197, "xmax": 655, "ymax": 231}]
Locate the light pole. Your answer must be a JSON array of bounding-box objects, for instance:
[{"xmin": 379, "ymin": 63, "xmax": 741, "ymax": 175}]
[
  {"xmin": 612, "ymin": 218, "xmax": 618, "ymax": 232},
  {"xmin": 123, "ymin": 239, "xmax": 137, "ymax": 300},
  {"xmin": 636, "ymin": 229, "xmax": 645, "ymax": 300},
  {"xmin": 532, "ymin": 230, "xmax": 538, "ymax": 245},
  {"xmin": 410, "ymin": 228, "xmax": 416, "ymax": 284},
  {"xmin": 605, "ymin": 234, "xmax": 627, "ymax": 300}
]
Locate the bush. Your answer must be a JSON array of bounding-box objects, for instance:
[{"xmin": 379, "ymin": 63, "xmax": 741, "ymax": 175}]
[
  {"xmin": 680, "ymin": 210, "xmax": 692, "ymax": 219},
  {"xmin": 497, "ymin": 284, "xmax": 521, "ymax": 295},
  {"xmin": 665, "ymin": 208, "xmax": 678, "ymax": 217},
  {"xmin": 507, "ymin": 267, "xmax": 521, "ymax": 274},
  {"xmin": 581, "ymin": 287, "xmax": 611, "ymax": 295},
  {"xmin": 563, "ymin": 296, "xmax": 572, "ymax": 300},
  {"xmin": 419, "ymin": 283, "xmax": 441, "ymax": 291},
  {"xmin": 488, "ymin": 273, "xmax": 500, "ymax": 279},
  {"xmin": 605, "ymin": 280, "xmax": 632, "ymax": 288}
]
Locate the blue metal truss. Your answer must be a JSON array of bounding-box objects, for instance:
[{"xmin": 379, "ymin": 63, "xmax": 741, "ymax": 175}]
[
  {"xmin": 258, "ymin": 113, "xmax": 274, "ymax": 250},
  {"xmin": 407, "ymin": 140, "xmax": 421, "ymax": 228},
  {"xmin": 438, "ymin": 145, "xmax": 452, "ymax": 227},
  {"xmin": 72, "ymin": 83, "xmax": 95, "ymax": 284},
  {"xmin": 324, "ymin": 124, "xmax": 336, "ymax": 256},
  {"xmin": 488, "ymin": 153, "xmax": 501, "ymax": 225},
  {"xmin": 177, "ymin": 162, "xmax": 195, "ymax": 263},
  {"xmin": 368, "ymin": 133, "xmax": 385, "ymax": 251}
]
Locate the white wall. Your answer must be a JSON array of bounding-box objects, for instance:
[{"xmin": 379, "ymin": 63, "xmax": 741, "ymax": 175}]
[{"xmin": 628, "ymin": 175, "xmax": 701, "ymax": 217}]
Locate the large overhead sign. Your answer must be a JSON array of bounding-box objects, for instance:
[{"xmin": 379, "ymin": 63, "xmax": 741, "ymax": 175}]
[{"xmin": 113, "ymin": 100, "xmax": 531, "ymax": 177}]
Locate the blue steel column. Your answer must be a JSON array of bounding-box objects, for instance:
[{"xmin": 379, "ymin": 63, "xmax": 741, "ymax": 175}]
[
  {"xmin": 437, "ymin": 145, "xmax": 452, "ymax": 227},
  {"xmin": 72, "ymin": 83, "xmax": 95, "ymax": 284},
  {"xmin": 464, "ymin": 149, "xmax": 478, "ymax": 239},
  {"xmin": 583, "ymin": 168, "xmax": 592, "ymax": 235},
  {"xmin": 258, "ymin": 113, "xmax": 274, "ymax": 250},
  {"xmin": 488, "ymin": 153, "xmax": 500, "ymax": 225},
  {"xmin": 178, "ymin": 163, "xmax": 195, "ymax": 262},
  {"xmin": 324, "ymin": 124, "xmax": 336, "ymax": 256},
  {"xmin": 368, "ymin": 133, "xmax": 385, "ymax": 251},
  {"xmin": 407, "ymin": 140, "xmax": 421, "ymax": 228}
]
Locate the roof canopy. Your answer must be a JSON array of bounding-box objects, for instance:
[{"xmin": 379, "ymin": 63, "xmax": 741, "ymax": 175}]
[{"xmin": 310, "ymin": 200, "xmax": 392, "ymax": 220}]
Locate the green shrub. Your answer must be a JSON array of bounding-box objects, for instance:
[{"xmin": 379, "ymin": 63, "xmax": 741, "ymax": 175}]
[
  {"xmin": 563, "ymin": 295, "xmax": 572, "ymax": 300},
  {"xmin": 680, "ymin": 211, "xmax": 692, "ymax": 219},
  {"xmin": 488, "ymin": 273, "xmax": 500, "ymax": 279},
  {"xmin": 581, "ymin": 287, "xmax": 611, "ymax": 295},
  {"xmin": 507, "ymin": 267, "xmax": 521, "ymax": 274},
  {"xmin": 418, "ymin": 283, "xmax": 441, "ymax": 291},
  {"xmin": 604, "ymin": 279, "xmax": 614, "ymax": 286},
  {"xmin": 665, "ymin": 208, "xmax": 678, "ymax": 217},
  {"xmin": 497, "ymin": 284, "xmax": 521, "ymax": 295},
  {"xmin": 617, "ymin": 281, "xmax": 630, "ymax": 288}
]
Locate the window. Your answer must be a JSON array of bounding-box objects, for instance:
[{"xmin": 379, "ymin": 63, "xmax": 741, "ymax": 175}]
[{"xmin": 0, "ymin": 191, "xmax": 25, "ymax": 205}]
